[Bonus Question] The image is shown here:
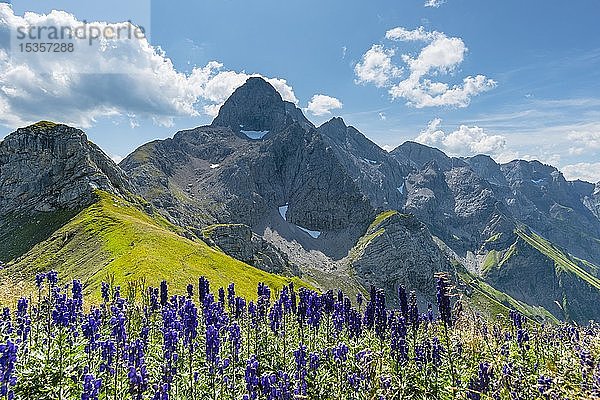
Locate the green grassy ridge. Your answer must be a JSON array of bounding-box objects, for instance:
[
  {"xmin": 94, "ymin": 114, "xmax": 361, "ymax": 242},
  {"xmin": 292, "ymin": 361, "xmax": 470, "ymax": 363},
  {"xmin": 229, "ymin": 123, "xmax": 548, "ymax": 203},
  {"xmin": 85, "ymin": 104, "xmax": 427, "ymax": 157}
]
[
  {"xmin": 0, "ymin": 191, "xmax": 305, "ymax": 305},
  {"xmin": 348, "ymin": 210, "xmax": 402, "ymax": 264},
  {"xmin": 0, "ymin": 208, "xmax": 81, "ymax": 263},
  {"xmin": 457, "ymin": 269, "xmax": 557, "ymax": 323},
  {"xmin": 515, "ymin": 228, "xmax": 600, "ymax": 290}
]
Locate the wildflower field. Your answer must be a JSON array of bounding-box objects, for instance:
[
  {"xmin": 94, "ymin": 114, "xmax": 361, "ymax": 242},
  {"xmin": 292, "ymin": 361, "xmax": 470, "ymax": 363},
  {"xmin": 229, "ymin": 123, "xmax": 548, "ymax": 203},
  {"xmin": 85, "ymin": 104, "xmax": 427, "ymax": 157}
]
[{"xmin": 0, "ymin": 271, "xmax": 598, "ymax": 399}]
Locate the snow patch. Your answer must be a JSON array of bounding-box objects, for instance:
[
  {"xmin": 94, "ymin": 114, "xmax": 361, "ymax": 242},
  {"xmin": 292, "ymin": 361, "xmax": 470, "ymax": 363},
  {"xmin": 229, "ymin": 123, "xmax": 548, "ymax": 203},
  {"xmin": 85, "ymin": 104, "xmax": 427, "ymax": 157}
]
[
  {"xmin": 278, "ymin": 204, "xmax": 288, "ymax": 221},
  {"xmin": 210, "ymin": 164, "xmax": 220, "ymax": 169},
  {"xmin": 363, "ymin": 158, "xmax": 378, "ymax": 165},
  {"xmin": 241, "ymin": 130, "xmax": 269, "ymax": 140},
  {"xmin": 297, "ymin": 225, "xmax": 321, "ymax": 239},
  {"xmin": 531, "ymin": 179, "xmax": 545, "ymax": 185},
  {"xmin": 397, "ymin": 182, "xmax": 405, "ymax": 194}
]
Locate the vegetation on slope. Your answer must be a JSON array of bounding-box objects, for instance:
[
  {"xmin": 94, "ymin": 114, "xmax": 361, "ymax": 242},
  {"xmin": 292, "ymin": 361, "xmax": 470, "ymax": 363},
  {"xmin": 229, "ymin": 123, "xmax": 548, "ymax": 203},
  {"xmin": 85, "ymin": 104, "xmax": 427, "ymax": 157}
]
[
  {"xmin": 0, "ymin": 191, "xmax": 304, "ymax": 304},
  {"xmin": 516, "ymin": 228, "xmax": 600, "ymax": 290}
]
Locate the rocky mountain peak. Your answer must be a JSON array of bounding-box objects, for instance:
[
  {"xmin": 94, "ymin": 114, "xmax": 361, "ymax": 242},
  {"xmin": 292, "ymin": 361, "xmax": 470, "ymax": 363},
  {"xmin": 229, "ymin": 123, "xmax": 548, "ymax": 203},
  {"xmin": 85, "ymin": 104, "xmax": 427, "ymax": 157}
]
[
  {"xmin": 211, "ymin": 77, "xmax": 287, "ymax": 133},
  {"xmin": 0, "ymin": 121, "xmax": 131, "ymax": 215}
]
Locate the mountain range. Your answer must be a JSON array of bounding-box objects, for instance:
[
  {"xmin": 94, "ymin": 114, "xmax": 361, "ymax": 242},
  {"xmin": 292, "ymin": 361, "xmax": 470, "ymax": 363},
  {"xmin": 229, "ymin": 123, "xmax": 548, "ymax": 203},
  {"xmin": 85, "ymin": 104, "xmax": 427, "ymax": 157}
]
[{"xmin": 1, "ymin": 77, "xmax": 599, "ymax": 323}]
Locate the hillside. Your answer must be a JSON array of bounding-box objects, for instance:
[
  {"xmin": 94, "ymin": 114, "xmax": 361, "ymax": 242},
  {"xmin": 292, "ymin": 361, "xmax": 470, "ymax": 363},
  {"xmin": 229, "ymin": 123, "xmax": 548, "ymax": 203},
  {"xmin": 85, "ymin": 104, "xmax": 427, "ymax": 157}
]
[{"xmin": 0, "ymin": 191, "xmax": 304, "ymax": 303}]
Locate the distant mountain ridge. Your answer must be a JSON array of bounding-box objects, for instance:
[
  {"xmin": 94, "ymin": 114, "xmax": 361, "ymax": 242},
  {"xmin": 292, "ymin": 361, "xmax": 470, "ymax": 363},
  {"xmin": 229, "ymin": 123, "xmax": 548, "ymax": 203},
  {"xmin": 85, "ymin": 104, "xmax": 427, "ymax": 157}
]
[{"xmin": 1, "ymin": 78, "xmax": 600, "ymax": 323}]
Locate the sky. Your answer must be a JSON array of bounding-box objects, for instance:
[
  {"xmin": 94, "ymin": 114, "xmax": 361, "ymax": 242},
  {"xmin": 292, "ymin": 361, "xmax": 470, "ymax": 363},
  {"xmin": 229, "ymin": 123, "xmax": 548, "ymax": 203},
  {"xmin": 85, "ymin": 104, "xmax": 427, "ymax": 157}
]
[{"xmin": 1, "ymin": 0, "xmax": 599, "ymax": 182}]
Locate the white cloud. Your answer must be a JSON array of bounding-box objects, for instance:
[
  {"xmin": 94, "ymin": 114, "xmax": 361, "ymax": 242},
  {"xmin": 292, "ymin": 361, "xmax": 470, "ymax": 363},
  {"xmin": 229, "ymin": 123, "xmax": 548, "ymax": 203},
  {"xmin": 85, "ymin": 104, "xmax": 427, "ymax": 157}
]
[
  {"xmin": 415, "ymin": 117, "xmax": 445, "ymax": 146},
  {"xmin": 567, "ymin": 128, "xmax": 600, "ymax": 155},
  {"xmin": 415, "ymin": 118, "xmax": 506, "ymax": 156},
  {"xmin": 424, "ymin": 0, "xmax": 445, "ymax": 8},
  {"xmin": 356, "ymin": 26, "xmax": 496, "ymax": 108},
  {"xmin": 561, "ymin": 163, "xmax": 600, "ymax": 183},
  {"xmin": 354, "ymin": 45, "xmax": 403, "ymax": 88},
  {"xmin": 0, "ymin": 5, "xmax": 297, "ymax": 128},
  {"xmin": 305, "ymin": 94, "xmax": 343, "ymax": 116},
  {"xmin": 385, "ymin": 26, "xmax": 440, "ymax": 42}
]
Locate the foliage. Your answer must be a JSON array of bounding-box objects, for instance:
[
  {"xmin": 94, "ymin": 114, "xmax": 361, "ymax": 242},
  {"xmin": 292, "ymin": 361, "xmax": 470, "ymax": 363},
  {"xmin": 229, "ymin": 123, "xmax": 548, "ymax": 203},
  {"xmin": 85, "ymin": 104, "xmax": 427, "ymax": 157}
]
[{"xmin": 0, "ymin": 272, "xmax": 598, "ymax": 399}]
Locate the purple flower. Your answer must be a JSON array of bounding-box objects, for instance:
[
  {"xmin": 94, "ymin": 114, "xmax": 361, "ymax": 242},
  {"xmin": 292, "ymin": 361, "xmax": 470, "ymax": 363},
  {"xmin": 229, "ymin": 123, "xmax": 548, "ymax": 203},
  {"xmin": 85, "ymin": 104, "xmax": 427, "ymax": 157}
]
[
  {"xmin": 15, "ymin": 298, "xmax": 30, "ymax": 344},
  {"xmin": 206, "ymin": 324, "xmax": 220, "ymax": 368},
  {"xmin": 81, "ymin": 373, "xmax": 101, "ymax": 400},
  {"xmin": 160, "ymin": 281, "xmax": 168, "ymax": 307},
  {"xmin": 245, "ymin": 355, "xmax": 259, "ymax": 400},
  {"xmin": 436, "ymin": 276, "xmax": 452, "ymax": 327},
  {"xmin": 332, "ymin": 342, "xmax": 348, "ymax": 364},
  {"xmin": 0, "ymin": 340, "xmax": 17, "ymax": 399},
  {"xmin": 101, "ymin": 282, "xmax": 110, "ymax": 304},
  {"xmin": 397, "ymin": 285, "xmax": 408, "ymax": 318},
  {"xmin": 198, "ymin": 277, "xmax": 210, "ymax": 304},
  {"xmin": 293, "ymin": 343, "xmax": 307, "ymax": 395}
]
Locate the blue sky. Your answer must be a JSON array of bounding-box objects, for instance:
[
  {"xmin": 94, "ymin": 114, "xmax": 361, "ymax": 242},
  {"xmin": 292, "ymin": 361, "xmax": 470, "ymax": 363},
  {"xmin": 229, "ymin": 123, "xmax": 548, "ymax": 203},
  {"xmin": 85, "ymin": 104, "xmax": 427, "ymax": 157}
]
[{"xmin": 1, "ymin": 0, "xmax": 600, "ymax": 181}]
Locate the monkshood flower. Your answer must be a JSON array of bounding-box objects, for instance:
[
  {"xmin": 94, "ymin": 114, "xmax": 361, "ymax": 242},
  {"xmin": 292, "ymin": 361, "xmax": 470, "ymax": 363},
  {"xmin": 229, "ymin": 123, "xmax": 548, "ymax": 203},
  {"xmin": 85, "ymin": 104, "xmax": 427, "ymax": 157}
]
[
  {"xmin": 181, "ymin": 299, "xmax": 198, "ymax": 351},
  {"xmin": 82, "ymin": 308, "xmax": 102, "ymax": 354},
  {"xmin": 297, "ymin": 289, "xmax": 309, "ymax": 327},
  {"xmin": 0, "ymin": 340, "xmax": 17, "ymax": 400},
  {"xmin": 15, "ymin": 298, "xmax": 30, "ymax": 344},
  {"xmin": 127, "ymin": 339, "xmax": 149, "ymax": 400},
  {"xmin": 397, "ymin": 285, "xmax": 408, "ymax": 318},
  {"xmin": 151, "ymin": 383, "xmax": 170, "ymax": 400},
  {"xmin": 218, "ymin": 287, "xmax": 226, "ymax": 306},
  {"xmin": 101, "ymin": 282, "xmax": 110, "ymax": 304},
  {"xmin": 235, "ymin": 297, "xmax": 246, "ymax": 320},
  {"xmin": 269, "ymin": 299, "xmax": 283, "ymax": 335},
  {"xmin": 348, "ymin": 309, "xmax": 362, "ymax": 339},
  {"xmin": 228, "ymin": 323, "xmax": 242, "ymax": 362},
  {"xmin": 161, "ymin": 306, "xmax": 180, "ymax": 383},
  {"xmin": 186, "ymin": 284, "xmax": 193, "ymax": 299},
  {"xmin": 509, "ymin": 310, "xmax": 524, "ymax": 330},
  {"xmin": 333, "ymin": 342, "xmax": 349, "ymax": 364},
  {"xmin": 46, "ymin": 270, "xmax": 58, "ymax": 286},
  {"xmin": 227, "ymin": 283, "xmax": 236, "ymax": 311},
  {"xmin": 248, "ymin": 301, "xmax": 258, "ymax": 329},
  {"xmin": 110, "ymin": 305, "xmax": 127, "ymax": 346},
  {"xmin": 72, "ymin": 279, "xmax": 83, "ymax": 315},
  {"xmin": 81, "ymin": 373, "xmax": 102, "ymax": 400},
  {"xmin": 35, "ymin": 273, "xmax": 45, "ymax": 289},
  {"xmin": 390, "ymin": 315, "xmax": 408, "ymax": 364},
  {"xmin": 245, "ymin": 355, "xmax": 259, "ymax": 400},
  {"xmin": 280, "ymin": 286, "xmax": 292, "ymax": 313},
  {"xmin": 99, "ymin": 340, "xmax": 116, "ymax": 375},
  {"xmin": 149, "ymin": 287, "xmax": 159, "ymax": 312},
  {"xmin": 293, "ymin": 343, "xmax": 307, "ymax": 396},
  {"xmin": 415, "ymin": 340, "xmax": 431, "ymax": 368},
  {"xmin": 0, "ymin": 309, "xmax": 11, "ymax": 336},
  {"xmin": 290, "ymin": 284, "xmax": 297, "ymax": 314},
  {"xmin": 322, "ymin": 290, "xmax": 335, "ymax": 315},
  {"xmin": 307, "ymin": 291, "xmax": 322, "ymax": 330},
  {"xmin": 408, "ymin": 291, "xmax": 419, "ymax": 329},
  {"xmin": 356, "ymin": 293, "xmax": 363, "ymax": 308},
  {"xmin": 160, "ymin": 280, "xmax": 168, "ymax": 307},
  {"xmin": 198, "ymin": 276, "xmax": 210, "ymax": 304},
  {"xmin": 206, "ymin": 324, "xmax": 220, "ymax": 371},
  {"xmin": 432, "ymin": 337, "xmax": 444, "ymax": 368},
  {"xmin": 467, "ymin": 363, "xmax": 493, "ymax": 400},
  {"xmin": 332, "ymin": 301, "xmax": 344, "ymax": 333},
  {"xmin": 436, "ymin": 276, "xmax": 452, "ymax": 327}
]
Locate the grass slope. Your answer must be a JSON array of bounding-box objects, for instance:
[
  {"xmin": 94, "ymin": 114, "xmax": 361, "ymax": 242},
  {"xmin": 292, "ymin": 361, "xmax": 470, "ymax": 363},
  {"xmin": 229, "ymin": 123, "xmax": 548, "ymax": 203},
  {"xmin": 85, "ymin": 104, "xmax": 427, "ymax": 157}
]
[
  {"xmin": 516, "ymin": 228, "xmax": 600, "ymax": 290},
  {"xmin": 0, "ymin": 191, "xmax": 304, "ymax": 304}
]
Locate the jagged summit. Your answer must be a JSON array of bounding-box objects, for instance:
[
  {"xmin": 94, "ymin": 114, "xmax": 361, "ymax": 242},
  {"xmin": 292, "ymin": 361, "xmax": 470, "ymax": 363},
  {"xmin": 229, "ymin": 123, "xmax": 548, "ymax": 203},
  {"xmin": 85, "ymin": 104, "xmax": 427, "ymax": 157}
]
[
  {"xmin": 211, "ymin": 77, "xmax": 312, "ymax": 133},
  {"xmin": 0, "ymin": 122, "xmax": 130, "ymax": 214}
]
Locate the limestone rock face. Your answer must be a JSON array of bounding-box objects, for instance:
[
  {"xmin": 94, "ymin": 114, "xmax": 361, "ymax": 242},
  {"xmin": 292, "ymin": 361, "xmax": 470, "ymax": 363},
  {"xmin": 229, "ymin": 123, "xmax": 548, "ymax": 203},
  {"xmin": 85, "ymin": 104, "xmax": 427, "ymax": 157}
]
[
  {"xmin": 0, "ymin": 122, "xmax": 130, "ymax": 215},
  {"xmin": 202, "ymin": 224, "xmax": 299, "ymax": 276},
  {"xmin": 350, "ymin": 212, "xmax": 450, "ymax": 303}
]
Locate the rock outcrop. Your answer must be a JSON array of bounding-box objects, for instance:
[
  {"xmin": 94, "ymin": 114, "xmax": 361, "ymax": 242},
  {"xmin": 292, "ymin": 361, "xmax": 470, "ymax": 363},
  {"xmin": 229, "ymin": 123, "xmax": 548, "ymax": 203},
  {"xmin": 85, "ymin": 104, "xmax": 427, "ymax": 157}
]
[{"xmin": 0, "ymin": 121, "xmax": 130, "ymax": 215}]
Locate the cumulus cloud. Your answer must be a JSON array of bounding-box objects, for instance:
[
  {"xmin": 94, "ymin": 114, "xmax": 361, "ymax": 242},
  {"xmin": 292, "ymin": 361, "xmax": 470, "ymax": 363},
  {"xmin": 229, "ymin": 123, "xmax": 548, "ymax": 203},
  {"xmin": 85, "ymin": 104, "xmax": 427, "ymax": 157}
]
[
  {"xmin": 415, "ymin": 118, "xmax": 506, "ymax": 156},
  {"xmin": 561, "ymin": 163, "xmax": 600, "ymax": 183},
  {"xmin": 567, "ymin": 128, "xmax": 600, "ymax": 155},
  {"xmin": 305, "ymin": 94, "xmax": 343, "ymax": 116},
  {"xmin": 0, "ymin": 5, "xmax": 297, "ymax": 127},
  {"xmin": 356, "ymin": 26, "xmax": 496, "ymax": 108},
  {"xmin": 424, "ymin": 0, "xmax": 446, "ymax": 8},
  {"xmin": 354, "ymin": 45, "xmax": 403, "ymax": 88}
]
